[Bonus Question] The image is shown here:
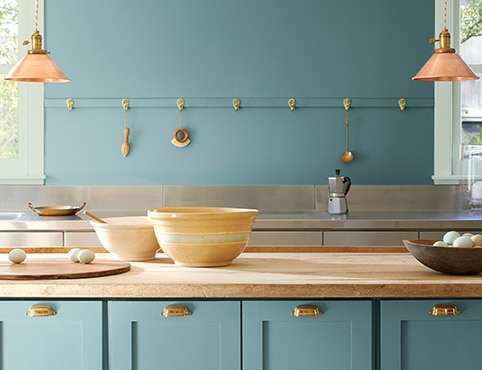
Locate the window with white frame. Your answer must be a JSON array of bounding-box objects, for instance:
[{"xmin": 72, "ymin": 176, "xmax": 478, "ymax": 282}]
[
  {"xmin": 0, "ymin": 0, "xmax": 44, "ymax": 185},
  {"xmin": 433, "ymin": 0, "xmax": 482, "ymax": 184}
]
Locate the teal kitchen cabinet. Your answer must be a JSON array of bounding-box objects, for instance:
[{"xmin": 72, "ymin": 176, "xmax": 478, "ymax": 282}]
[
  {"xmin": 0, "ymin": 300, "xmax": 103, "ymax": 370},
  {"xmin": 108, "ymin": 300, "xmax": 240, "ymax": 370},
  {"xmin": 380, "ymin": 299, "xmax": 482, "ymax": 370},
  {"xmin": 242, "ymin": 300, "xmax": 373, "ymax": 370}
]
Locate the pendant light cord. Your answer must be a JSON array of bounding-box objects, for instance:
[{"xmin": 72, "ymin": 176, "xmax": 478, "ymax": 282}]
[
  {"xmin": 443, "ymin": 0, "xmax": 447, "ymax": 30},
  {"xmin": 35, "ymin": 0, "xmax": 39, "ymax": 31}
]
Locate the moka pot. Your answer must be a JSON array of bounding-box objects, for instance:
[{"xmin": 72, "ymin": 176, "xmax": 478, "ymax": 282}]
[{"xmin": 328, "ymin": 169, "xmax": 351, "ymax": 214}]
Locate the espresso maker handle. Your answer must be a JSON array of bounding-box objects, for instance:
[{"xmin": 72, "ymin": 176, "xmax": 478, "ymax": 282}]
[{"xmin": 342, "ymin": 176, "xmax": 351, "ymax": 195}]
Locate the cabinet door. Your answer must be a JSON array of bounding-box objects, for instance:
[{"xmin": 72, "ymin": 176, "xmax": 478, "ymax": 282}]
[
  {"xmin": 108, "ymin": 300, "xmax": 240, "ymax": 370},
  {"xmin": 243, "ymin": 300, "xmax": 372, "ymax": 370},
  {"xmin": 381, "ymin": 299, "xmax": 482, "ymax": 370},
  {"xmin": 0, "ymin": 300, "xmax": 103, "ymax": 370}
]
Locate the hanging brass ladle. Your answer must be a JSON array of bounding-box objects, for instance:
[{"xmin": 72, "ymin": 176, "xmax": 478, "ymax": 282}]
[{"xmin": 341, "ymin": 98, "xmax": 354, "ymax": 163}]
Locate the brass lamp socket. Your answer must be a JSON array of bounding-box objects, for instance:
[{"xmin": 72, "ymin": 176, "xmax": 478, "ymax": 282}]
[
  {"xmin": 432, "ymin": 28, "xmax": 455, "ymax": 53},
  {"xmin": 27, "ymin": 29, "xmax": 47, "ymax": 54}
]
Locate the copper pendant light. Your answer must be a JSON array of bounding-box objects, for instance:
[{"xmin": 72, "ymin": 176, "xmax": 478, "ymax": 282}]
[
  {"xmin": 413, "ymin": 0, "xmax": 478, "ymax": 82},
  {"xmin": 5, "ymin": 0, "xmax": 69, "ymax": 83}
]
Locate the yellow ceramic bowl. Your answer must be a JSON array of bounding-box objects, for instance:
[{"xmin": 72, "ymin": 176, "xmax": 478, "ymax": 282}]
[
  {"xmin": 91, "ymin": 216, "xmax": 160, "ymax": 261},
  {"xmin": 147, "ymin": 207, "xmax": 259, "ymax": 267}
]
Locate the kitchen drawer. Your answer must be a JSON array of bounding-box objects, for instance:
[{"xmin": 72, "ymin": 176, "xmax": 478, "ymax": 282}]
[
  {"xmin": 64, "ymin": 231, "xmax": 102, "ymax": 247},
  {"xmin": 0, "ymin": 231, "xmax": 63, "ymax": 247},
  {"xmin": 249, "ymin": 231, "xmax": 322, "ymax": 246},
  {"xmin": 323, "ymin": 231, "xmax": 418, "ymax": 246}
]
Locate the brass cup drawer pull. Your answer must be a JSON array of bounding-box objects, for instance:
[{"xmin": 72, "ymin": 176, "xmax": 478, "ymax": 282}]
[
  {"xmin": 160, "ymin": 305, "xmax": 192, "ymax": 317},
  {"xmin": 291, "ymin": 305, "xmax": 322, "ymax": 317},
  {"xmin": 429, "ymin": 303, "xmax": 461, "ymax": 316},
  {"xmin": 25, "ymin": 305, "xmax": 57, "ymax": 317}
]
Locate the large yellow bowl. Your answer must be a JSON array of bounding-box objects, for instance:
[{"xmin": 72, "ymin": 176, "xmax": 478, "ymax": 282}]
[{"xmin": 147, "ymin": 207, "xmax": 258, "ymax": 267}]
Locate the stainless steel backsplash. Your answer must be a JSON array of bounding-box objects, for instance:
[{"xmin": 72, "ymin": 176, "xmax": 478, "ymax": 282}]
[{"xmin": 0, "ymin": 185, "xmax": 466, "ymax": 213}]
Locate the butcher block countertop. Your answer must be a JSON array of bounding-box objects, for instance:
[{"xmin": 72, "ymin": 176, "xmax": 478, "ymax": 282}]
[{"xmin": 2, "ymin": 249, "xmax": 482, "ymax": 299}]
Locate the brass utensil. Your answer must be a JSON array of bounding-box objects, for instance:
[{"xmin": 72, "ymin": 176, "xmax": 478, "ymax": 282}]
[
  {"xmin": 341, "ymin": 99, "xmax": 354, "ymax": 163},
  {"xmin": 28, "ymin": 202, "xmax": 86, "ymax": 216}
]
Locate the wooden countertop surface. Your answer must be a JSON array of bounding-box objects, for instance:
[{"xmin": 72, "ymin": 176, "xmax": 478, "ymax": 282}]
[{"xmin": 2, "ymin": 250, "xmax": 482, "ymax": 299}]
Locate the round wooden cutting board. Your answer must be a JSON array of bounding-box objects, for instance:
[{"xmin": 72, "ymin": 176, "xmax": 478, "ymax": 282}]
[{"xmin": 0, "ymin": 256, "xmax": 130, "ymax": 280}]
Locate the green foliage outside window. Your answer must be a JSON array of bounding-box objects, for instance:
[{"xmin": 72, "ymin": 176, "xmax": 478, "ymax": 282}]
[
  {"xmin": 0, "ymin": 1, "xmax": 18, "ymax": 160},
  {"xmin": 461, "ymin": 1, "xmax": 482, "ymax": 43}
]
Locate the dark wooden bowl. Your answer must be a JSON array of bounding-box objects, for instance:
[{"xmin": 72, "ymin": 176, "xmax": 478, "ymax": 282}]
[{"xmin": 403, "ymin": 239, "xmax": 482, "ymax": 275}]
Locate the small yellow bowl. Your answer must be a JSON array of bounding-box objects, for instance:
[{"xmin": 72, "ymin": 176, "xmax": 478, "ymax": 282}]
[
  {"xmin": 148, "ymin": 207, "xmax": 258, "ymax": 267},
  {"xmin": 91, "ymin": 216, "xmax": 160, "ymax": 261}
]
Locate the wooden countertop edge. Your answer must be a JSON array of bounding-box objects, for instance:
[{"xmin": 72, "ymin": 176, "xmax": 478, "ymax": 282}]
[{"xmin": 2, "ymin": 282, "xmax": 482, "ymax": 299}]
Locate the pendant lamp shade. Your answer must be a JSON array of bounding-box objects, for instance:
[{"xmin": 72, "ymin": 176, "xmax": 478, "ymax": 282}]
[
  {"xmin": 413, "ymin": 0, "xmax": 478, "ymax": 82},
  {"xmin": 413, "ymin": 50, "xmax": 479, "ymax": 81},
  {"xmin": 5, "ymin": 51, "xmax": 69, "ymax": 83},
  {"xmin": 5, "ymin": 1, "xmax": 69, "ymax": 83}
]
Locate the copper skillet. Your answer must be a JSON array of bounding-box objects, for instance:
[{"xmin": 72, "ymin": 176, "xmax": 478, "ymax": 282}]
[{"xmin": 28, "ymin": 202, "xmax": 86, "ymax": 216}]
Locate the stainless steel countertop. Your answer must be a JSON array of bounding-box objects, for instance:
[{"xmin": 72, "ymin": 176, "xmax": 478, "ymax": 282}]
[{"xmin": 0, "ymin": 210, "xmax": 482, "ymax": 231}]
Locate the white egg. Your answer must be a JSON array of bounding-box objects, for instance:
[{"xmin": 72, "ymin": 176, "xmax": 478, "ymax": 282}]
[
  {"xmin": 452, "ymin": 235, "xmax": 474, "ymax": 247},
  {"xmin": 463, "ymin": 233, "xmax": 474, "ymax": 238},
  {"xmin": 471, "ymin": 234, "xmax": 482, "ymax": 246},
  {"xmin": 68, "ymin": 248, "xmax": 81, "ymax": 262},
  {"xmin": 443, "ymin": 231, "xmax": 461, "ymax": 245},
  {"xmin": 433, "ymin": 241, "xmax": 448, "ymax": 247},
  {"xmin": 8, "ymin": 248, "xmax": 26, "ymax": 264},
  {"xmin": 78, "ymin": 249, "xmax": 95, "ymax": 264}
]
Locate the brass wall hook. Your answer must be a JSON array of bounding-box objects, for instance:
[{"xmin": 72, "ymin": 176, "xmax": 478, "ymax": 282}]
[
  {"xmin": 288, "ymin": 98, "xmax": 296, "ymax": 111},
  {"xmin": 399, "ymin": 98, "xmax": 407, "ymax": 111},
  {"xmin": 177, "ymin": 98, "xmax": 185, "ymax": 112},
  {"xmin": 122, "ymin": 99, "xmax": 130, "ymax": 111},
  {"xmin": 233, "ymin": 98, "xmax": 241, "ymax": 111},
  {"xmin": 66, "ymin": 98, "xmax": 74, "ymax": 111},
  {"xmin": 343, "ymin": 98, "xmax": 351, "ymax": 111}
]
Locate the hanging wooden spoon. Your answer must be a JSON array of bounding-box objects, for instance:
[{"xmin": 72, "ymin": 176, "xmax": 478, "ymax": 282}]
[
  {"xmin": 121, "ymin": 127, "xmax": 130, "ymax": 157},
  {"xmin": 121, "ymin": 99, "xmax": 130, "ymax": 157}
]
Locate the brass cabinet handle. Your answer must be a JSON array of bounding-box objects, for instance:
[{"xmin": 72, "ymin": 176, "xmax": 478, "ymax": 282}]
[
  {"xmin": 25, "ymin": 305, "xmax": 57, "ymax": 317},
  {"xmin": 160, "ymin": 305, "xmax": 192, "ymax": 317},
  {"xmin": 291, "ymin": 305, "xmax": 322, "ymax": 317},
  {"xmin": 429, "ymin": 303, "xmax": 461, "ymax": 316}
]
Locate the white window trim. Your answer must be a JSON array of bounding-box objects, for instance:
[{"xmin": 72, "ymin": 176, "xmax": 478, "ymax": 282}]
[
  {"xmin": 432, "ymin": 0, "xmax": 481, "ymax": 184},
  {"xmin": 0, "ymin": 0, "xmax": 44, "ymax": 185}
]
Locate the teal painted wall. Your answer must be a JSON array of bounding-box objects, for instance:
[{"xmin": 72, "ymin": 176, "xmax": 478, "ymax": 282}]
[{"xmin": 43, "ymin": 0, "xmax": 434, "ymax": 185}]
